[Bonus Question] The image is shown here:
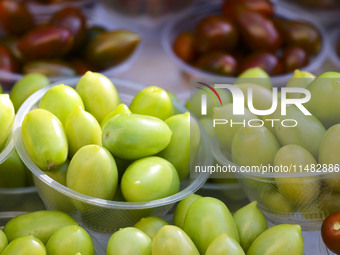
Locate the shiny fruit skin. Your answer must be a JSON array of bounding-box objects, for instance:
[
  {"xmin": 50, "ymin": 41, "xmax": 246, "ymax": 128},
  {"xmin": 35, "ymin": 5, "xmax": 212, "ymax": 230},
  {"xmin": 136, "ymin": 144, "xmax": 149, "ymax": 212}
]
[
  {"xmin": 134, "ymin": 217, "xmax": 168, "ymax": 239},
  {"xmin": 241, "ymin": 51, "xmax": 283, "ymax": 75},
  {"xmin": 102, "ymin": 114, "xmax": 172, "ymax": 160},
  {"xmin": 321, "ymin": 211, "xmax": 340, "ymax": 254},
  {"xmin": 66, "ymin": 145, "xmax": 118, "ymax": 200},
  {"xmin": 233, "ymin": 201, "xmax": 267, "ymax": 252},
  {"xmin": 173, "ymin": 194, "xmax": 201, "ymax": 229},
  {"xmin": 85, "ymin": 30, "xmax": 140, "ymax": 70},
  {"xmin": 65, "ymin": 106, "xmax": 102, "ymax": 157},
  {"xmin": 107, "ymin": 227, "xmax": 152, "ymax": 255},
  {"xmin": 282, "ymin": 46, "xmax": 309, "ymax": 72},
  {"xmin": 173, "ymin": 32, "xmax": 197, "ymax": 63},
  {"xmin": 0, "ymin": 1, "xmax": 34, "ymax": 36},
  {"xmin": 39, "ymin": 84, "xmax": 84, "ymax": 125},
  {"xmin": 152, "ymin": 225, "xmax": 199, "ymax": 255},
  {"xmin": 158, "ymin": 112, "xmax": 196, "ymax": 180},
  {"xmin": 50, "ymin": 7, "xmax": 86, "ymax": 49},
  {"xmin": 205, "ymin": 233, "xmax": 245, "ymax": 255},
  {"xmin": 1, "ymin": 235, "xmax": 46, "ymax": 255},
  {"xmin": 121, "ymin": 156, "xmax": 180, "ymax": 202},
  {"xmin": 236, "ymin": 10, "xmax": 281, "ymax": 52},
  {"xmin": 129, "ymin": 86, "xmax": 174, "ymax": 120},
  {"xmin": 18, "ymin": 25, "xmax": 73, "ymax": 60},
  {"xmin": 183, "ymin": 197, "xmax": 239, "ymax": 254},
  {"xmin": 4, "ymin": 210, "xmax": 78, "ymax": 244},
  {"xmin": 76, "ymin": 71, "xmax": 121, "ymax": 123},
  {"xmin": 10, "ymin": 73, "xmax": 50, "ymax": 112},
  {"xmin": 195, "ymin": 51, "xmax": 238, "ymax": 76},
  {"xmin": 101, "ymin": 103, "xmax": 131, "ymax": 128},
  {"xmin": 46, "ymin": 225, "xmax": 94, "ymax": 255},
  {"xmin": 194, "ymin": 15, "xmax": 238, "ymax": 54},
  {"xmin": 21, "ymin": 109, "xmax": 68, "ymax": 171},
  {"xmin": 0, "ymin": 45, "xmax": 20, "ymax": 73},
  {"xmin": 247, "ymin": 224, "xmax": 304, "ymax": 255}
]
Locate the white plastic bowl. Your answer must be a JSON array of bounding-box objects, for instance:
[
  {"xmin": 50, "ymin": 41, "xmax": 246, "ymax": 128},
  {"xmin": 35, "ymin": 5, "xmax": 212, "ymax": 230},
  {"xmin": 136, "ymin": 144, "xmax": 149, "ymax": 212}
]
[
  {"xmin": 162, "ymin": 5, "xmax": 328, "ymax": 87},
  {"xmin": 13, "ymin": 77, "xmax": 211, "ymax": 237}
]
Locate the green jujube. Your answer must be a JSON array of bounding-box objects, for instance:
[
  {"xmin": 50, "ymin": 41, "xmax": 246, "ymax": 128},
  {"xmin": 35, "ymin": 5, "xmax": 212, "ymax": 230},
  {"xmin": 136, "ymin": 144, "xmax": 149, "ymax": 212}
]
[
  {"xmin": 101, "ymin": 103, "xmax": 131, "ymax": 128},
  {"xmin": 205, "ymin": 233, "xmax": 245, "ymax": 255},
  {"xmin": 233, "ymin": 201, "xmax": 267, "ymax": 252},
  {"xmin": 21, "ymin": 109, "xmax": 68, "ymax": 170},
  {"xmin": 173, "ymin": 194, "xmax": 201, "ymax": 229},
  {"xmin": 134, "ymin": 217, "xmax": 168, "ymax": 239},
  {"xmin": 102, "ymin": 114, "xmax": 172, "ymax": 160},
  {"xmin": 46, "ymin": 225, "xmax": 95, "ymax": 255},
  {"xmin": 246, "ymin": 224, "xmax": 304, "ymax": 255},
  {"xmin": 152, "ymin": 225, "xmax": 200, "ymax": 255},
  {"xmin": 39, "ymin": 84, "xmax": 84, "ymax": 125},
  {"xmin": 107, "ymin": 227, "xmax": 151, "ymax": 255},
  {"xmin": 76, "ymin": 71, "xmax": 121, "ymax": 123},
  {"xmin": 1, "ymin": 236, "xmax": 46, "ymax": 255},
  {"xmin": 129, "ymin": 86, "xmax": 174, "ymax": 120},
  {"xmin": 4, "ymin": 210, "xmax": 78, "ymax": 244},
  {"xmin": 183, "ymin": 197, "xmax": 239, "ymax": 254},
  {"xmin": 65, "ymin": 106, "xmax": 102, "ymax": 157},
  {"xmin": 67, "ymin": 145, "xmax": 118, "ymax": 200},
  {"xmin": 10, "ymin": 73, "xmax": 50, "ymax": 112},
  {"xmin": 158, "ymin": 112, "xmax": 198, "ymax": 180}
]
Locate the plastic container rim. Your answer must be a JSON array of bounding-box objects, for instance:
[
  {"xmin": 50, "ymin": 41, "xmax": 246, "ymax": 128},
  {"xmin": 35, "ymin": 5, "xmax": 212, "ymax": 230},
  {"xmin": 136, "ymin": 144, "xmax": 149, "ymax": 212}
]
[{"xmin": 13, "ymin": 77, "xmax": 211, "ymax": 210}]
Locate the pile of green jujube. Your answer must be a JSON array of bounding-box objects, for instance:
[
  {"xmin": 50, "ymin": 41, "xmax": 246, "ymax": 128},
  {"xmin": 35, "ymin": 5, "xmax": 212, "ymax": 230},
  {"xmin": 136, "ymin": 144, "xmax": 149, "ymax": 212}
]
[
  {"xmin": 0, "ymin": 210, "xmax": 95, "ymax": 255},
  {"xmin": 0, "ymin": 197, "xmax": 304, "ymax": 255},
  {"xmin": 19, "ymin": 71, "xmax": 199, "ymax": 202},
  {"xmin": 190, "ymin": 67, "xmax": 340, "ymax": 217},
  {"xmin": 106, "ymin": 194, "xmax": 304, "ymax": 255}
]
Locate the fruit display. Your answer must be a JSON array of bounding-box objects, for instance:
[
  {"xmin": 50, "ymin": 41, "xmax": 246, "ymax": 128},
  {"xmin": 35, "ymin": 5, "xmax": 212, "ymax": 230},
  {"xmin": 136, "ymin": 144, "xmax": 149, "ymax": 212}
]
[
  {"xmin": 11, "ymin": 71, "xmax": 210, "ymax": 233},
  {"xmin": 103, "ymin": 196, "xmax": 304, "ymax": 255},
  {"xmin": 168, "ymin": 0, "xmax": 323, "ymax": 77},
  {"xmin": 0, "ymin": 210, "xmax": 104, "ymax": 254},
  {"xmin": 190, "ymin": 69, "xmax": 340, "ymax": 228},
  {"xmin": 18, "ymin": 71, "xmax": 198, "ymax": 203},
  {"xmin": 0, "ymin": 2, "xmax": 140, "ymax": 89}
]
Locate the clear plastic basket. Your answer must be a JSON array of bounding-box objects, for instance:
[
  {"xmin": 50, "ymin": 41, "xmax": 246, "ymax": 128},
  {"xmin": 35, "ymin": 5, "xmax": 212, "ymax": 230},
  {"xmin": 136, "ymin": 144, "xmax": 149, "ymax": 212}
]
[
  {"xmin": 13, "ymin": 77, "xmax": 211, "ymax": 238},
  {"xmin": 212, "ymin": 136, "xmax": 340, "ymax": 231},
  {"xmin": 161, "ymin": 5, "xmax": 328, "ymax": 87}
]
